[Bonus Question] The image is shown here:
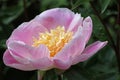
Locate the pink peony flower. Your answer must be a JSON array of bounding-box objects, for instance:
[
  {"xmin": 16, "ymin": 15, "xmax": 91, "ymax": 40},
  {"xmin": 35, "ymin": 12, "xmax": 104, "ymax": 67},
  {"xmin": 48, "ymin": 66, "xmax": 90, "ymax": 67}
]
[{"xmin": 3, "ymin": 8, "xmax": 107, "ymax": 71}]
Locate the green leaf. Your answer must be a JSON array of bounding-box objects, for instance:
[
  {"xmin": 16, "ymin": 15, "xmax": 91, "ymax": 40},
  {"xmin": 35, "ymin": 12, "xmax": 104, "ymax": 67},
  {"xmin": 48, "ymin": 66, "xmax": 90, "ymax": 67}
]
[
  {"xmin": 0, "ymin": 0, "xmax": 31, "ymax": 25},
  {"xmin": 0, "ymin": 39, "xmax": 6, "ymax": 48},
  {"xmin": 71, "ymin": 0, "xmax": 90, "ymax": 10},
  {"xmin": 40, "ymin": 0, "xmax": 68, "ymax": 11},
  {"xmin": 101, "ymin": 0, "xmax": 111, "ymax": 13}
]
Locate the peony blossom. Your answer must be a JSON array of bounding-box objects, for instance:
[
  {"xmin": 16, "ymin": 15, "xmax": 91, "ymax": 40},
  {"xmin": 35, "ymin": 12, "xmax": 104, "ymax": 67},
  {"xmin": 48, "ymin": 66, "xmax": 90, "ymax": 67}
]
[{"xmin": 3, "ymin": 8, "xmax": 107, "ymax": 71}]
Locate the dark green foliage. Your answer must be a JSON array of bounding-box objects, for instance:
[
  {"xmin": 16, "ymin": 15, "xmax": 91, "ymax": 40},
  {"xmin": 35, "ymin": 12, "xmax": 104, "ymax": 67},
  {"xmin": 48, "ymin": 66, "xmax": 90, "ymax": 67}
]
[{"xmin": 0, "ymin": 0, "xmax": 119, "ymax": 80}]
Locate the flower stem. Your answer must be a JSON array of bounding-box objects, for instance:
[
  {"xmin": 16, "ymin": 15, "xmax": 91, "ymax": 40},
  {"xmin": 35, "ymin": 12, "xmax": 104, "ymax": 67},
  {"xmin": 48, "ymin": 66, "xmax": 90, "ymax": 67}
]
[
  {"xmin": 58, "ymin": 74, "xmax": 62, "ymax": 80},
  {"xmin": 55, "ymin": 69, "xmax": 64, "ymax": 80},
  {"xmin": 37, "ymin": 70, "xmax": 45, "ymax": 80}
]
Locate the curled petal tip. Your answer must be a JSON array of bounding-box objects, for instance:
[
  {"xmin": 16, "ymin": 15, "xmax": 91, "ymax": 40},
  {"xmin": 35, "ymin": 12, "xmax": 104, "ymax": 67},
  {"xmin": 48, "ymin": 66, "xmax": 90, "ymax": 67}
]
[{"xmin": 84, "ymin": 16, "xmax": 92, "ymax": 22}]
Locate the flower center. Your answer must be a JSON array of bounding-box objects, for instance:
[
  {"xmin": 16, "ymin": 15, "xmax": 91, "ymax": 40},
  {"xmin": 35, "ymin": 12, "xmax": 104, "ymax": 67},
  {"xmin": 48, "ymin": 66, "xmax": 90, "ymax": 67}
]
[{"xmin": 32, "ymin": 26, "xmax": 73, "ymax": 57}]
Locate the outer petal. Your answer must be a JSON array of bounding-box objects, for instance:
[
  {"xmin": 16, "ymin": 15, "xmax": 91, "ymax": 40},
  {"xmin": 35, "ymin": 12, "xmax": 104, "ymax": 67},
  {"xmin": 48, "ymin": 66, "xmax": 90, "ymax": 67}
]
[
  {"xmin": 7, "ymin": 21, "xmax": 47, "ymax": 45},
  {"xmin": 53, "ymin": 27, "xmax": 86, "ymax": 70},
  {"xmin": 7, "ymin": 41, "xmax": 53, "ymax": 70},
  {"xmin": 8, "ymin": 41, "xmax": 33, "ymax": 64},
  {"xmin": 34, "ymin": 8, "xmax": 74, "ymax": 30},
  {"xmin": 68, "ymin": 13, "xmax": 83, "ymax": 32},
  {"xmin": 53, "ymin": 52, "xmax": 72, "ymax": 70},
  {"xmin": 32, "ymin": 58, "xmax": 53, "ymax": 70},
  {"xmin": 82, "ymin": 16, "xmax": 92, "ymax": 43},
  {"xmin": 3, "ymin": 50, "xmax": 36, "ymax": 71},
  {"xmin": 30, "ymin": 45, "xmax": 53, "ymax": 70},
  {"xmin": 72, "ymin": 41, "xmax": 108, "ymax": 65}
]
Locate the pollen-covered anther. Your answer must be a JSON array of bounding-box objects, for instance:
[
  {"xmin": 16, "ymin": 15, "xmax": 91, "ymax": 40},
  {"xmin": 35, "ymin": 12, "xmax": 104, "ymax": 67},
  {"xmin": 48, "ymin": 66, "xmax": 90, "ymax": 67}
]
[{"xmin": 32, "ymin": 26, "xmax": 73, "ymax": 57}]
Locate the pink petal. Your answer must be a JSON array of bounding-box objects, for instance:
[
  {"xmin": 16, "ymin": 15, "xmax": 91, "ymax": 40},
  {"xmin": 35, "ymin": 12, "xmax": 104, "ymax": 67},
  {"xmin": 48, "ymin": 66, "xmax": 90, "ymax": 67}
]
[
  {"xmin": 34, "ymin": 8, "xmax": 74, "ymax": 30},
  {"xmin": 7, "ymin": 21, "xmax": 47, "ymax": 45},
  {"xmin": 68, "ymin": 13, "xmax": 83, "ymax": 32},
  {"xmin": 8, "ymin": 41, "xmax": 33, "ymax": 64},
  {"xmin": 8, "ymin": 41, "xmax": 53, "ymax": 70},
  {"xmin": 30, "ymin": 45, "xmax": 53, "ymax": 70},
  {"xmin": 32, "ymin": 58, "xmax": 53, "ymax": 70},
  {"xmin": 3, "ymin": 50, "xmax": 36, "ymax": 71},
  {"xmin": 30, "ymin": 44, "xmax": 50, "ymax": 59},
  {"xmin": 53, "ymin": 27, "xmax": 86, "ymax": 69},
  {"xmin": 72, "ymin": 41, "xmax": 108, "ymax": 65},
  {"xmin": 83, "ymin": 16, "xmax": 92, "ymax": 43},
  {"xmin": 53, "ymin": 47, "xmax": 72, "ymax": 69}
]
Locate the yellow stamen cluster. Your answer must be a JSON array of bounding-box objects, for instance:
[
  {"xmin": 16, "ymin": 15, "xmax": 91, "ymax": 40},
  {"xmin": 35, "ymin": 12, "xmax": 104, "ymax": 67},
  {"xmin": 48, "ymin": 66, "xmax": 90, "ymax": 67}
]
[{"xmin": 32, "ymin": 26, "xmax": 73, "ymax": 57}]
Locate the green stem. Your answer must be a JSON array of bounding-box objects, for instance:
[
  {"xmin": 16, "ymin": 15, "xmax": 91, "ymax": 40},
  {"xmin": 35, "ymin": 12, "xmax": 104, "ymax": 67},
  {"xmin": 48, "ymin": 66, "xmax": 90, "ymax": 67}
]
[
  {"xmin": 37, "ymin": 70, "xmax": 45, "ymax": 80},
  {"xmin": 57, "ymin": 74, "xmax": 63, "ymax": 80},
  {"xmin": 55, "ymin": 69, "xmax": 64, "ymax": 80}
]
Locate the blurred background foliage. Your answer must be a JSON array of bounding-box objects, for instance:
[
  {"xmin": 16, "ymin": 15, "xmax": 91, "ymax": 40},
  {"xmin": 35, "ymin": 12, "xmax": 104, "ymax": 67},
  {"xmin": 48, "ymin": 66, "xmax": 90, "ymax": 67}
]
[{"xmin": 0, "ymin": 0, "xmax": 120, "ymax": 80}]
